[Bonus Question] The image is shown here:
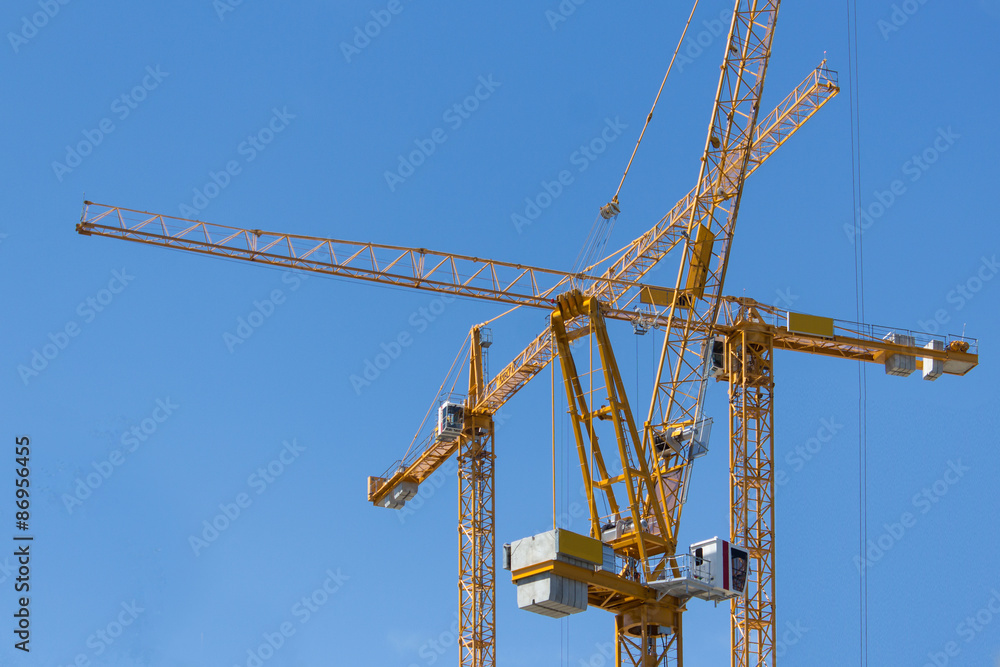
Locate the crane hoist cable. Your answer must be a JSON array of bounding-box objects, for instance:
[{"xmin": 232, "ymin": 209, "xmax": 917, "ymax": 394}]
[
  {"xmin": 611, "ymin": 0, "xmax": 700, "ymax": 207},
  {"xmin": 845, "ymin": 0, "xmax": 869, "ymax": 662},
  {"xmin": 478, "ymin": 303, "xmax": 522, "ymax": 328},
  {"xmin": 572, "ymin": 0, "xmax": 700, "ymax": 279},
  {"xmin": 575, "ymin": 236, "xmax": 635, "ymax": 278},
  {"xmin": 551, "ymin": 347, "xmax": 557, "ymax": 531}
]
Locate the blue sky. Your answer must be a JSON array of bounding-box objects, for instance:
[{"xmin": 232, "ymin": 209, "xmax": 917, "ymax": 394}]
[{"xmin": 2, "ymin": 1, "xmax": 998, "ymax": 665}]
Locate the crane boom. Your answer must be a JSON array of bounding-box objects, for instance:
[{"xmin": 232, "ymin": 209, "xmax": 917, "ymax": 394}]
[
  {"xmin": 628, "ymin": 11, "xmax": 781, "ymax": 619},
  {"xmin": 474, "ymin": 64, "xmax": 838, "ymax": 434},
  {"xmin": 75, "ymin": 63, "xmax": 837, "ymax": 327},
  {"xmin": 362, "ymin": 62, "xmax": 840, "ymax": 506},
  {"xmin": 76, "ymin": 204, "xmax": 634, "ymax": 309},
  {"xmin": 593, "ymin": 63, "xmax": 838, "ymax": 308},
  {"xmin": 367, "ymin": 297, "xmax": 978, "ymax": 506},
  {"xmin": 649, "ymin": 0, "xmax": 781, "ymax": 455}
]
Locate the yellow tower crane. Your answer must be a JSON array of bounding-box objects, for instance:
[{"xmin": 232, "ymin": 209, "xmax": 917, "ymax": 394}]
[
  {"xmin": 77, "ymin": 192, "xmax": 979, "ymax": 664},
  {"xmin": 76, "ymin": 197, "xmax": 978, "ymax": 665},
  {"xmin": 75, "ymin": 55, "xmax": 836, "ymax": 665},
  {"xmin": 74, "ymin": 3, "xmax": 980, "ymax": 666}
]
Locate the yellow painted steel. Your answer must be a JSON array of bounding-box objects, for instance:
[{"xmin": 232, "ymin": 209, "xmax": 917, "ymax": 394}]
[
  {"xmin": 640, "ymin": 286, "xmax": 674, "ymax": 308},
  {"xmin": 80, "ymin": 183, "xmax": 981, "ymax": 667},
  {"xmin": 550, "ymin": 292, "xmax": 672, "ymax": 567},
  {"xmin": 549, "ymin": 290, "xmax": 692, "ymax": 666},
  {"xmin": 727, "ymin": 311, "xmax": 777, "ymax": 667},
  {"xmin": 786, "ymin": 312, "xmax": 835, "ymax": 338},
  {"xmin": 640, "ymin": 4, "xmax": 782, "ymax": 664},
  {"xmin": 74, "ymin": 5, "xmax": 985, "ymax": 666},
  {"xmin": 556, "ymin": 529, "xmax": 604, "ymax": 565},
  {"xmin": 458, "ymin": 327, "xmax": 495, "ymax": 667},
  {"xmin": 510, "ymin": 560, "xmax": 659, "ymax": 603},
  {"xmin": 685, "ymin": 224, "xmax": 716, "ymax": 298}
]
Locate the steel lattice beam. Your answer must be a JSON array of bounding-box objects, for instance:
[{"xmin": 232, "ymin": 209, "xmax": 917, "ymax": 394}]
[
  {"xmin": 728, "ymin": 322, "xmax": 776, "ymax": 667},
  {"xmin": 458, "ymin": 420, "xmax": 495, "ymax": 667}
]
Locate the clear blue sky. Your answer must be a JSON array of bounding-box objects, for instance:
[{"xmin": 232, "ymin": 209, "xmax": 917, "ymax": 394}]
[{"xmin": 2, "ymin": 1, "xmax": 998, "ymax": 665}]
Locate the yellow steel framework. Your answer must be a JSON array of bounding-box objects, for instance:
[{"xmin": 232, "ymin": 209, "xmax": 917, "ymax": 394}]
[
  {"xmin": 642, "ymin": 0, "xmax": 780, "ymax": 566},
  {"xmin": 590, "ymin": 63, "xmax": 839, "ymax": 307},
  {"xmin": 76, "ymin": 59, "xmax": 840, "ymax": 509},
  {"xmin": 635, "ymin": 4, "xmax": 780, "ymax": 662},
  {"xmin": 75, "ymin": 57, "xmax": 839, "ymax": 665},
  {"xmin": 77, "ymin": 199, "xmax": 979, "ymax": 667},
  {"xmin": 548, "ymin": 291, "xmax": 683, "ymax": 665},
  {"xmin": 73, "ymin": 3, "xmax": 981, "ymax": 665},
  {"xmin": 551, "ymin": 291, "xmax": 670, "ymax": 564},
  {"xmin": 726, "ymin": 309, "xmax": 777, "ymax": 665},
  {"xmin": 459, "ymin": 327, "xmax": 496, "ymax": 665}
]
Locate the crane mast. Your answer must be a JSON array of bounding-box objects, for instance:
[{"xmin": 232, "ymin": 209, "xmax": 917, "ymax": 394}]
[
  {"xmin": 644, "ymin": 0, "xmax": 779, "ymax": 545},
  {"xmin": 459, "ymin": 327, "xmax": 495, "ymax": 666},
  {"xmin": 638, "ymin": 4, "xmax": 781, "ymax": 664}
]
